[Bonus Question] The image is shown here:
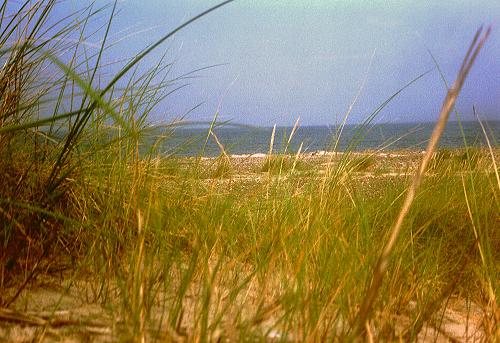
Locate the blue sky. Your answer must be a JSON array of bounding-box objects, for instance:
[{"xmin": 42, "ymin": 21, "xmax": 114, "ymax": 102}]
[{"xmin": 61, "ymin": 1, "xmax": 498, "ymax": 126}]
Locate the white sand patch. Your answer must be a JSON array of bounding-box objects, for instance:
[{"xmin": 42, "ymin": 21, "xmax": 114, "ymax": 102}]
[{"xmin": 231, "ymin": 153, "xmax": 268, "ymax": 158}]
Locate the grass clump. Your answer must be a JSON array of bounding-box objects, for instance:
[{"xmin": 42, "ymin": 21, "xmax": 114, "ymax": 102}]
[
  {"xmin": 348, "ymin": 154, "xmax": 376, "ymax": 172},
  {"xmin": 261, "ymin": 154, "xmax": 311, "ymax": 174},
  {"xmin": 429, "ymin": 147, "xmax": 485, "ymax": 172},
  {"xmin": 0, "ymin": 0, "xmax": 84, "ymax": 290},
  {"xmin": 211, "ymin": 155, "xmax": 233, "ymax": 178}
]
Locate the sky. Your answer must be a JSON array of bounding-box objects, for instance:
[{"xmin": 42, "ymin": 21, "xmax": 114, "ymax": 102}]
[{"xmin": 59, "ymin": 1, "xmax": 499, "ymax": 126}]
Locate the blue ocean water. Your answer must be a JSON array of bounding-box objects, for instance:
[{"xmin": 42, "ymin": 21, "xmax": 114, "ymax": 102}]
[{"xmin": 151, "ymin": 121, "xmax": 500, "ymax": 157}]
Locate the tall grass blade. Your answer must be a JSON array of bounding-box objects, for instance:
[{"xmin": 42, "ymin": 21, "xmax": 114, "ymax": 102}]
[
  {"xmin": 474, "ymin": 106, "xmax": 500, "ymax": 191},
  {"xmin": 354, "ymin": 26, "xmax": 491, "ymax": 336}
]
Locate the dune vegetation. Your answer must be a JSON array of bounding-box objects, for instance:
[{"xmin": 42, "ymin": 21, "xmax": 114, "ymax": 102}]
[{"xmin": 0, "ymin": 1, "xmax": 498, "ymax": 341}]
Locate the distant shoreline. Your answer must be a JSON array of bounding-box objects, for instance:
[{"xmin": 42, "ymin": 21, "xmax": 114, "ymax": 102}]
[
  {"xmin": 157, "ymin": 121, "xmax": 499, "ymax": 157},
  {"xmin": 168, "ymin": 119, "xmax": 500, "ymax": 130}
]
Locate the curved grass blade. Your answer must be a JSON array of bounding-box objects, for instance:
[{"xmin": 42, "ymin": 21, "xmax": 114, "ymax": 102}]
[{"xmin": 45, "ymin": 52, "xmax": 130, "ymax": 131}]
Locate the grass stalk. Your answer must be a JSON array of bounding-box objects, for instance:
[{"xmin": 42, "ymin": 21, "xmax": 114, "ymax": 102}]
[{"xmin": 355, "ymin": 26, "xmax": 491, "ymax": 336}]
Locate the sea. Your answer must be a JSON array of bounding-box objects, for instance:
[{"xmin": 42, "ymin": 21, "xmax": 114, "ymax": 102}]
[{"xmin": 148, "ymin": 121, "xmax": 500, "ymax": 157}]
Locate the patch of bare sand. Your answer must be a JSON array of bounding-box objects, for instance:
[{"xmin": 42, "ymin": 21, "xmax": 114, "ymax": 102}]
[
  {"xmin": 0, "ymin": 278, "xmax": 492, "ymax": 342},
  {"xmin": 391, "ymin": 298, "xmax": 487, "ymax": 342}
]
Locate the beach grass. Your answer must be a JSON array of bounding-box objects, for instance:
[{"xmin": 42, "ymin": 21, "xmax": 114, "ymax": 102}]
[{"xmin": 0, "ymin": 1, "xmax": 498, "ymax": 341}]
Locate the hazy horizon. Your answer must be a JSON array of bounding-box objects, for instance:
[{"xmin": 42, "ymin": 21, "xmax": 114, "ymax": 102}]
[
  {"xmin": 53, "ymin": 1, "xmax": 500, "ymax": 126},
  {"xmin": 155, "ymin": 118, "xmax": 500, "ymax": 130}
]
